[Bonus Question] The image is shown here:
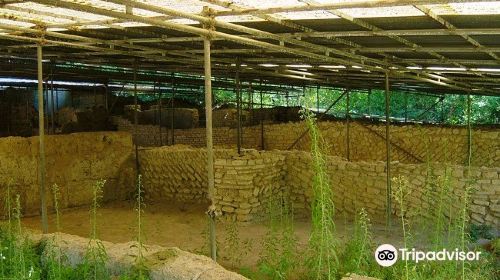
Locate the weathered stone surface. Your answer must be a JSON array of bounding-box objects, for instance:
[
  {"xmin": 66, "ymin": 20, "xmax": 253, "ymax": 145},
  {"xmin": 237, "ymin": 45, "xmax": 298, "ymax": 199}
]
[
  {"xmin": 37, "ymin": 233, "xmax": 246, "ymax": 280},
  {"xmin": 137, "ymin": 146, "xmax": 499, "ymax": 227},
  {"xmin": 0, "ymin": 132, "xmax": 135, "ymax": 215},
  {"xmin": 114, "ymin": 117, "xmax": 499, "ymax": 167}
]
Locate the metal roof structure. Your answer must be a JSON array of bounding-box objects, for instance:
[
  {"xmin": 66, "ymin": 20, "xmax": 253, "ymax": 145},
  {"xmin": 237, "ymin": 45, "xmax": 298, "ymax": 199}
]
[{"xmin": 1, "ymin": 0, "xmax": 500, "ymax": 95}]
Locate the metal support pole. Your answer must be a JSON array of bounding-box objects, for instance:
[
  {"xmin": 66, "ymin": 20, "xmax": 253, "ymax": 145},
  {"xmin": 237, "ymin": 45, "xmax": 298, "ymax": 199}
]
[
  {"xmin": 385, "ymin": 72, "xmax": 392, "ymax": 228},
  {"xmin": 50, "ymin": 64, "xmax": 55, "ymax": 134},
  {"xmin": 204, "ymin": 34, "xmax": 217, "ymax": 262},
  {"xmin": 260, "ymin": 79, "xmax": 264, "ymax": 150},
  {"xmin": 368, "ymin": 88, "xmax": 372, "ymax": 117},
  {"xmin": 104, "ymin": 81, "xmax": 109, "ymax": 112},
  {"xmin": 235, "ymin": 60, "xmax": 242, "ymax": 154},
  {"xmin": 133, "ymin": 60, "xmax": 139, "ymax": 175},
  {"xmin": 466, "ymin": 95, "xmax": 472, "ymax": 167},
  {"xmin": 404, "ymin": 92, "xmax": 408, "ymax": 122},
  {"xmin": 93, "ymin": 84, "xmax": 97, "ymax": 107},
  {"xmin": 441, "ymin": 96, "xmax": 445, "ymax": 123},
  {"xmin": 316, "ymin": 85, "xmax": 320, "ymax": 114},
  {"xmin": 44, "ymin": 82, "xmax": 49, "ymax": 133},
  {"xmin": 37, "ymin": 45, "xmax": 48, "ymax": 234},
  {"xmin": 249, "ymin": 82, "xmax": 253, "ymax": 120},
  {"xmin": 171, "ymin": 73, "xmax": 175, "ymax": 145},
  {"xmin": 346, "ymin": 90, "xmax": 350, "ymax": 161},
  {"xmin": 157, "ymin": 81, "xmax": 162, "ymax": 146}
]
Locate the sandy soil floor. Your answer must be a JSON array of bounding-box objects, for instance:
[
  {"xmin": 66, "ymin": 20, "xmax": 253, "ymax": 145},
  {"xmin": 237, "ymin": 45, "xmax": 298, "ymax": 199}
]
[{"xmin": 22, "ymin": 200, "xmax": 404, "ymax": 271}]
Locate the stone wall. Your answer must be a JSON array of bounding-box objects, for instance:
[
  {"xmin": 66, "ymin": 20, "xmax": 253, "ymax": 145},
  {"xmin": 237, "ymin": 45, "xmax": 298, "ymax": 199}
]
[
  {"xmin": 0, "ymin": 132, "xmax": 135, "ymax": 216},
  {"xmin": 114, "ymin": 117, "xmax": 499, "ymax": 167},
  {"xmin": 214, "ymin": 150, "xmax": 285, "ymax": 222},
  {"xmin": 283, "ymin": 151, "xmax": 499, "ymax": 227},
  {"xmin": 138, "ymin": 146, "xmax": 499, "ymax": 227},
  {"xmin": 139, "ymin": 146, "xmax": 234, "ymax": 203},
  {"xmin": 139, "ymin": 147, "xmax": 285, "ymax": 222}
]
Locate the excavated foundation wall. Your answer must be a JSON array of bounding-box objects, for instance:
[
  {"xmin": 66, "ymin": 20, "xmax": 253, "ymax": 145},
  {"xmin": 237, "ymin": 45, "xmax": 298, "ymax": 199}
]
[
  {"xmin": 114, "ymin": 117, "xmax": 499, "ymax": 167},
  {"xmin": 139, "ymin": 147, "xmax": 284, "ymax": 222},
  {"xmin": 139, "ymin": 147, "xmax": 499, "ymax": 227},
  {"xmin": 0, "ymin": 132, "xmax": 135, "ymax": 216},
  {"xmin": 284, "ymin": 151, "xmax": 499, "ymax": 227}
]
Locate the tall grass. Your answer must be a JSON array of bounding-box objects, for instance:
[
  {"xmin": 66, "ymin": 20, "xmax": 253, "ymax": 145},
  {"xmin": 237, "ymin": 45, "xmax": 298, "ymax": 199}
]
[
  {"xmin": 257, "ymin": 192, "xmax": 298, "ymax": 280},
  {"xmin": 75, "ymin": 179, "xmax": 110, "ymax": 280},
  {"xmin": 130, "ymin": 174, "xmax": 150, "ymax": 280},
  {"xmin": 303, "ymin": 109, "xmax": 338, "ymax": 280},
  {"xmin": 43, "ymin": 183, "xmax": 73, "ymax": 280}
]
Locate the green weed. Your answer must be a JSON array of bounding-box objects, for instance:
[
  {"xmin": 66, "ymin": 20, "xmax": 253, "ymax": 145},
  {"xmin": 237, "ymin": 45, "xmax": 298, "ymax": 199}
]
[
  {"xmin": 303, "ymin": 109, "xmax": 338, "ymax": 280},
  {"xmin": 74, "ymin": 179, "xmax": 110, "ymax": 280}
]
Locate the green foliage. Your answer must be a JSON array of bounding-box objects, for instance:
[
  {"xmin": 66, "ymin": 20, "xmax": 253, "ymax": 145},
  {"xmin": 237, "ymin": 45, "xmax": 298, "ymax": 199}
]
[
  {"xmin": 257, "ymin": 192, "xmax": 298, "ymax": 280},
  {"xmin": 128, "ymin": 174, "xmax": 150, "ymax": 280},
  {"xmin": 222, "ymin": 219, "xmax": 252, "ymax": 268},
  {"xmin": 304, "ymin": 109, "xmax": 338, "ymax": 280},
  {"xmin": 0, "ymin": 192, "xmax": 41, "ymax": 280},
  {"xmin": 212, "ymin": 84, "xmax": 498, "ymax": 124},
  {"xmin": 468, "ymin": 224, "xmax": 493, "ymax": 242},
  {"xmin": 43, "ymin": 183, "xmax": 73, "ymax": 280},
  {"xmin": 74, "ymin": 179, "xmax": 110, "ymax": 280},
  {"xmin": 337, "ymin": 209, "xmax": 376, "ymax": 278}
]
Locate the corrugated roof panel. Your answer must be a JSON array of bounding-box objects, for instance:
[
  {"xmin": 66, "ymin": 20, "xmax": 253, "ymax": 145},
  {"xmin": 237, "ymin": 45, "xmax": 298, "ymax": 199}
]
[
  {"xmin": 339, "ymin": 6, "xmax": 426, "ymax": 18},
  {"xmin": 428, "ymin": 2, "xmax": 500, "ymax": 15}
]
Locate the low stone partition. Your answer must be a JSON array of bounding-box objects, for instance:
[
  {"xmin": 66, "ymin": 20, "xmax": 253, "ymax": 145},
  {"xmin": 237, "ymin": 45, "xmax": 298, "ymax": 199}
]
[
  {"xmin": 139, "ymin": 146, "xmax": 499, "ymax": 227},
  {"xmin": 214, "ymin": 150, "xmax": 285, "ymax": 222},
  {"xmin": 0, "ymin": 132, "xmax": 135, "ymax": 216},
  {"xmin": 139, "ymin": 146, "xmax": 236, "ymax": 203},
  {"xmin": 284, "ymin": 151, "xmax": 499, "ymax": 226}
]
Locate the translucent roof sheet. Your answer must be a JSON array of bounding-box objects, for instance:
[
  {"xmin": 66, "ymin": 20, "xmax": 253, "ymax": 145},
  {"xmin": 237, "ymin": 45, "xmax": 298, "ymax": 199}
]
[
  {"xmin": 338, "ymin": 6, "xmax": 426, "ymax": 18},
  {"xmin": 3, "ymin": 0, "xmax": 500, "ymax": 31},
  {"xmin": 427, "ymin": 2, "xmax": 500, "ymax": 15},
  {"xmin": 9, "ymin": 2, "xmax": 113, "ymax": 21}
]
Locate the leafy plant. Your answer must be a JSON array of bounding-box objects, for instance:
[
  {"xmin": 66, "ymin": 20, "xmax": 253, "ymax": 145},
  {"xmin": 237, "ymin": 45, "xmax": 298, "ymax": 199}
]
[
  {"xmin": 42, "ymin": 183, "xmax": 73, "ymax": 280},
  {"xmin": 74, "ymin": 179, "xmax": 110, "ymax": 280},
  {"xmin": 222, "ymin": 218, "xmax": 252, "ymax": 269},
  {"xmin": 128, "ymin": 174, "xmax": 150, "ymax": 280},
  {"xmin": 337, "ymin": 208, "xmax": 375, "ymax": 278},
  {"xmin": 257, "ymin": 192, "xmax": 298, "ymax": 280},
  {"xmin": 303, "ymin": 108, "xmax": 338, "ymax": 280}
]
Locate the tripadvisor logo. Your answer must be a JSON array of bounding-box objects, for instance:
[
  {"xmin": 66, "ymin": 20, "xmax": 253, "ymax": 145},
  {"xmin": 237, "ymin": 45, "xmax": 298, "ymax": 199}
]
[{"xmin": 375, "ymin": 244, "xmax": 481, "ymax": 267}]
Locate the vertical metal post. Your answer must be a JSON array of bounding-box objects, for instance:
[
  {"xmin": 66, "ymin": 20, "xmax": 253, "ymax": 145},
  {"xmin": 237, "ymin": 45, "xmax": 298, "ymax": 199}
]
[
  {"xmin": 346, "ymin": 90, "xmax": 350, "ymax": 161},
  {"xmin": 466, "ymin": 95, "xmax": 472, "ymax": 167},
  {"xmin": 316, "ymin": 85, "xmax": 320, "ymax": 114},
  {"xmin": 204, "ymin": 35, "xmax": 217, "ymax": 262},
  {"xmin": 368, "ymin": 88, "xmax": 372, "ymax": 117},
  {"xmin": 286, "ymin": 90, "xmax": 289, "ymax": 107},
  {"xmin": 385, "ymin": 72, "xmax": 392, "ymax": 228},
  {"xmin": 171, "ymin": 73, "xmax": 175, "ymax": 145},
  {"xmin": 235, "ymin": 60, "xmax": 242, "ymax": 154},
  {"xmin": 37, "ymin": 45, "xmax": 48, "ymax": 234},
  {"xmin": 157, "ymin": 81, "xmax": 163, "ymax": 146},
  {"xmin": 133, "ymin": 60, "xmax": 139, "ymax": 174},
  {"xmin": 441, "ymin": 96, "xmax": 445, "ymax": 123},
  {"xmin": 55, "ymin": 85, "xmax": 59, "ymax": 113},
  {"xmin": 249, "ymin": 82, "xmax": 253, "ymax": 121},
  {"xmin": 50, "ymin": 64, "xmax": 55, "ymax": 134},
  {"xmin": 93, "ymin": 83, "xmax": 97, "ymax": 107},
  {"xmin": 44, "ymin": 81, "xmax": 49, "ymax": 133},
  {"xmin": 104, "ymin": 81, "xmax": 108, "ymax": 112},
  {"xmin": 404, "ymin": 92, "xmax": 408, "ymax": 122},
  {"xmin": 260, "ymin": 79, "xmax": 264, "ymax": 150}
]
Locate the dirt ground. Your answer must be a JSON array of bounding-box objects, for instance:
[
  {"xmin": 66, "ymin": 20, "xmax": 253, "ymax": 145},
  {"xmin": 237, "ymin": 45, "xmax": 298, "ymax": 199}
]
[{"xmin": 22, "ymin": 200, "xmax": 404, "ymax": 271}]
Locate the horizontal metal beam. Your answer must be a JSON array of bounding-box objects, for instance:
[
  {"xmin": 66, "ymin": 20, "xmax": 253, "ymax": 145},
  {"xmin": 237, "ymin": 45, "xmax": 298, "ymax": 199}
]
[{"xmin": 214, "ymin": 0, "xmax": 496, "ymax": 16}]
